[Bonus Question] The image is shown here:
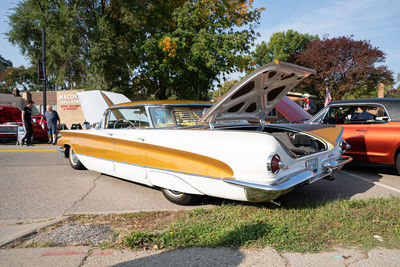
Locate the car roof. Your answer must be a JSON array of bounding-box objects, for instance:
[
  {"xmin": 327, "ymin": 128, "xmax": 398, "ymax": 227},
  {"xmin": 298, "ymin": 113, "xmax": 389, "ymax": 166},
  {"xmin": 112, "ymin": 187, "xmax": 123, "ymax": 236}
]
[
  {"xmin": 330, "ymin": 98, "xmax": 400, "ymax": 105},
  {"xmin": 111, "ymin": 100, "xmax": 213, "ymax": 107},
  {"xmin": 329, "ymin": 98, "xmax": 400, "ymax": 121}
]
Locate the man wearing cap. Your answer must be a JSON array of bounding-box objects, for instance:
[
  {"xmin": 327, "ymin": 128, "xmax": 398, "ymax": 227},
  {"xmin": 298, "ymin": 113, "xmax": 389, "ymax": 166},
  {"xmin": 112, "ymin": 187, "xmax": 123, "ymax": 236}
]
[{"xmin": 21, "ymin": 101, "xmax": 34, "ymax": 146}]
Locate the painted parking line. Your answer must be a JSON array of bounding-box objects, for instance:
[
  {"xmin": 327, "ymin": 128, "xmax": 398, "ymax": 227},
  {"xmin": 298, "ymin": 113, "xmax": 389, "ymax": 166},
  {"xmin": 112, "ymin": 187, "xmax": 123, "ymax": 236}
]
[
  {"xmin": 0, "ymin": 149, "xmax": 57, "ymax": 152},
  {"xmin": 339, "ymin": 170, "xmax": 400, "ymax": 194},
  {"xmin": 42, "ymin": 251, "xmax": 87, "ymax": 257}
]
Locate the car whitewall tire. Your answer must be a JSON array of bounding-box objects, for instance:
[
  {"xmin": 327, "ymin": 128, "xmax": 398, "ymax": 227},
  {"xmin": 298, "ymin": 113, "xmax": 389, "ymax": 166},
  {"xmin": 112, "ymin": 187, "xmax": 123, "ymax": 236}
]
[
  {"xmin": 69, "ymin": 147, "xmax": 86, "ymax": 170},
  {"xmin": 161, "ymin": 188, "xmax": 199, "ymax": 205}
]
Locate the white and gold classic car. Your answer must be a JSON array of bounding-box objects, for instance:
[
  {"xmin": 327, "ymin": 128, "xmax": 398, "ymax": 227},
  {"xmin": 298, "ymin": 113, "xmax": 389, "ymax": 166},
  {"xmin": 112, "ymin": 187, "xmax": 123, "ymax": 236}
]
[{"xmin": 58, "ymin": 61, "xmax": 352, "ymax": 205}]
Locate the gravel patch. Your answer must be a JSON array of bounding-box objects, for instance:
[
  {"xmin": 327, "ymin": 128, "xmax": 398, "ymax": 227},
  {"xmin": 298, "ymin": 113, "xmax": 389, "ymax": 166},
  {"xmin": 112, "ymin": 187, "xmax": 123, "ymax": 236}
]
[{"xmin": 30, "ymin": 223, "xmax": 114, "ymax": 245}]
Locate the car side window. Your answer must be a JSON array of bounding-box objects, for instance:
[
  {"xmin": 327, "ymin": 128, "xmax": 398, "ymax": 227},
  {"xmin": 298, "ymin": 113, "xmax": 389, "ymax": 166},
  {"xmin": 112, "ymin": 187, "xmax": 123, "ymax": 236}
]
[
  {"xmin": 319, "ymin": 105, "xmax": 389, "ymax": 125},
  {"xmin": 319, "ymin": 106, "xmax": 354, "ymax": 124},
  {"xmin": 347, "ymin": 105, "xmax": 389, "ymax": 124},
  {"xmin": 105, "ymin": 108, "xmax": 150, "ymax": 129},
  {"xmin": 120, "ymin": 108, "xmax": 150, "ymax": 128}
]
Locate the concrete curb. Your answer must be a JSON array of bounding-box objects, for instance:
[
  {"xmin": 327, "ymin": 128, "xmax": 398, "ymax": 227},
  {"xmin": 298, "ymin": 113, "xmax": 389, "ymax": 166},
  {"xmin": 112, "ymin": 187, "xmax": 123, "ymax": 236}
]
[
  {"xmin": 1, "ymin": 247, "xmax": 399, "ymax": 267},
  {"xmin": 0, "ymin": 216, "xmax": 68, "ymax": 247}
]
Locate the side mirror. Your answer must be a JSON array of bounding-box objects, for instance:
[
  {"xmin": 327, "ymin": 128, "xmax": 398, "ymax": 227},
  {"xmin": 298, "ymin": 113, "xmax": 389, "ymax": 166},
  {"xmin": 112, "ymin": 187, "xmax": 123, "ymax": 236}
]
[{"xmin": 83, "ymin": 122, "xmax": 91, "ymax": 129}]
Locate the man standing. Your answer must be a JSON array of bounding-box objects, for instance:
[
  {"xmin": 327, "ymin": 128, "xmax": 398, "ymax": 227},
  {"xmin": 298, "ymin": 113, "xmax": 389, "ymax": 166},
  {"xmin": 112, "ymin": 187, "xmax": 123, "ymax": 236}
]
[
  {"xmin": 21, "ymin": 101, "xmax": 34, "ymax": 146},
  {"xmin": 43, "ymin": 105, "xmax": 60, "ymax": 145}
]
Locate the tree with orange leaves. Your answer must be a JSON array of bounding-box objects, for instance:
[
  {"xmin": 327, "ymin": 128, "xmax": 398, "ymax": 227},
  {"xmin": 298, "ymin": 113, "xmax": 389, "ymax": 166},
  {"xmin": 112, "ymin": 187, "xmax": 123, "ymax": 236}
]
[{"xmin": 139, "ymin": 0, "xmax": 264, "ymax": 100}]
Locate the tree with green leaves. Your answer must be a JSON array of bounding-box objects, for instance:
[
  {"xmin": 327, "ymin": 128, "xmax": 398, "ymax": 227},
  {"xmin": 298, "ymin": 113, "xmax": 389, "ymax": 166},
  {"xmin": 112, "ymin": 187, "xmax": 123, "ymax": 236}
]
[
  {"xmin": 131, "ymin": 0, "xmax": 264, "ymax": 100},
  {"xmin": 210, "ymin": 80, "xmax": 238, "ymax": 101},
  {"xmin": 252, "ymin": 30, "xmax": 317, "ymax": 67},
  {"xmin": 7, "ymin": 0, "xmax": 263, "ymax": 100},
  {"xmin": 7, "ymin": 0, "xmax": 132, "ymax": 91},
  {"xmin": 0, "ymin": 65, "xmax": 42, "ymax": 93},
  {"xmin": 294, "ymin": 35, "xmax": 393, "ymax": 100}
]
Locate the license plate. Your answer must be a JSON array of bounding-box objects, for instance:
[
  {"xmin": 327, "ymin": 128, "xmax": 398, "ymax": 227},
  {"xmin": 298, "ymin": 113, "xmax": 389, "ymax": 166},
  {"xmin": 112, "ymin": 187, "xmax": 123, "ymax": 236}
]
[{"xmin": 306, "ymin": 158, "xmax": 318, "ymax": 173}]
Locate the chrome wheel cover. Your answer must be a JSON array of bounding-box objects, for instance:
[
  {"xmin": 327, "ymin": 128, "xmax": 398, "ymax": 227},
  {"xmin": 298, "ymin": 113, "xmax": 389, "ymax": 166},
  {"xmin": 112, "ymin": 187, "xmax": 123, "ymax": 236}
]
[{"xmin": 70, "ymin": 148, "xmax": 79, "ymax": 165}]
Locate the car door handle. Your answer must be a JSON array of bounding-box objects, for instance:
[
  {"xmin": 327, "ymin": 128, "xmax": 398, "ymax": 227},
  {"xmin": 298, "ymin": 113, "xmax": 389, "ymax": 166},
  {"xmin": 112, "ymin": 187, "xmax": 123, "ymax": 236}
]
[
  {"xmin": 356, "ymin": 129, "xmax": 366, "ymax": 133},
  {"xmin": 137, "ymin": 137, "xmax": 145, "ymax": 142},
  {"xmin": 107, "ymin": 133, "xmax": 114, "ymax": 136}
]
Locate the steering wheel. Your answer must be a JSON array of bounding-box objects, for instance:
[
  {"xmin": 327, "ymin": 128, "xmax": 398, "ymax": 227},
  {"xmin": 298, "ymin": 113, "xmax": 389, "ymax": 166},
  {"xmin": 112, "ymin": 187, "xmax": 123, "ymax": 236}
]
[{"xmin": 113, "ymin": 119, "xmax": 136, "ymax": 129}]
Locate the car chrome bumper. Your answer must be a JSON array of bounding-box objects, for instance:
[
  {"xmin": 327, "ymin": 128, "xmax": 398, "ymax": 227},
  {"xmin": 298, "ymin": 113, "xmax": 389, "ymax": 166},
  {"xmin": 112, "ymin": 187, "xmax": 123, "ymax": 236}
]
[{"xmin": 223, "ymin": 155, "xmax": 352, "ymax": 203}]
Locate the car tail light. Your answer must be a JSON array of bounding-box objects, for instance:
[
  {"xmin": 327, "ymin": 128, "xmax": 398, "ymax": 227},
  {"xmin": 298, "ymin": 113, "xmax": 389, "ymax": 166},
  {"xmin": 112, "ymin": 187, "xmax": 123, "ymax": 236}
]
[
  {"xmin": 339, "ymin": 139, "xmax": 350, "ymax": 153},
  {"xmin": 267, "ymin": 154, "xmax": 285, "ymax": 174}
]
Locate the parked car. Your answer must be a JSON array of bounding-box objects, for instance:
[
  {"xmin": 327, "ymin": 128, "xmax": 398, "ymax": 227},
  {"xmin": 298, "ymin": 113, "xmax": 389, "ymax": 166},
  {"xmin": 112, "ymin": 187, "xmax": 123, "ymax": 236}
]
[
  {"xmin": 58, "ymin": 61, "xmax": 351, "ymax": 205},
  {"xmin": 0, "ymin": 106, "xmax": 48, "ymax": 142},
  {"xmin": 309, "ymin": 98, "xmax": 400, "ymax": 174}
]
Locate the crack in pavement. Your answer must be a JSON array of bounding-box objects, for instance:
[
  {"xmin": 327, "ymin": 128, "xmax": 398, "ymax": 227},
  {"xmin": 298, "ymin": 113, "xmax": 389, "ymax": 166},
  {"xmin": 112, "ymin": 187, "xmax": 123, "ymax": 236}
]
[
  {"xmin": 279, "ymin": 252, "xmax": 291, "ymax": 267},
  {"xmin": 63, "ymin": 174, "xmax": 102, "ymax": 215},
  {"xmin": 79, "ymin": 248, "xmax": 93, "ymax": 267}
]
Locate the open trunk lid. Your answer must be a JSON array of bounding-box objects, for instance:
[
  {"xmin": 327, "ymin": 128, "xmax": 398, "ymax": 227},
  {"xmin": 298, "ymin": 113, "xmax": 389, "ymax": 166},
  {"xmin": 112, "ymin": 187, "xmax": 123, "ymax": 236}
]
[{"xmin": 199, "ymin": 61, "xmax": 316, "ymax": 125}]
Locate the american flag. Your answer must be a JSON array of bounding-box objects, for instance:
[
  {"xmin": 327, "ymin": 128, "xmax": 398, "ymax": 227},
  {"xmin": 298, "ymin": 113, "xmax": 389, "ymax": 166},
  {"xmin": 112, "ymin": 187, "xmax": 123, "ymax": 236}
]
[{"xmin": 324, "ymin": 88, "xmax": 332, "ymax": 107}]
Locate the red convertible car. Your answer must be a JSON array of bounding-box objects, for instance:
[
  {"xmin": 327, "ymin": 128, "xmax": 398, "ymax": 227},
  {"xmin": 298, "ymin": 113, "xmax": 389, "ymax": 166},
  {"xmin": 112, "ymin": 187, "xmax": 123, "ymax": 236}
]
[
  {"xmin": 0, "ymin": 106, "xmax": 48, "ymax": 142},
  {"xmin": 309, "ymin": 98, "xmax": 400, "ymax": 174}
]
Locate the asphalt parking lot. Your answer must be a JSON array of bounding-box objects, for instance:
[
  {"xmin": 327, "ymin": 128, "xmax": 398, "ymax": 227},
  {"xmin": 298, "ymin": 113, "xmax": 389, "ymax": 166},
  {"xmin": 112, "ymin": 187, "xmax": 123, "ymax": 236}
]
[{"xmin": 0, "ymin": 143, "xmax": 399, "ymax": 246}]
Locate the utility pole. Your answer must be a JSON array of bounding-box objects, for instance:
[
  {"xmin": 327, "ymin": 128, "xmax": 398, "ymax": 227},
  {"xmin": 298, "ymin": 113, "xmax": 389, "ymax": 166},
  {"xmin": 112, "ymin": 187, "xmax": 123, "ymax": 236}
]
[{"xmin": 37, "ymin": 0, "xmax": 46, "ymax": 115}]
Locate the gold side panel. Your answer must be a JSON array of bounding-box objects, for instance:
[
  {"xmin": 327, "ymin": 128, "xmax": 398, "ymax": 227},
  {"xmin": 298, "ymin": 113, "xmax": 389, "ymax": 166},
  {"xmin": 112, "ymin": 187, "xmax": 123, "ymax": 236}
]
[
  {"xmin": 59, "ymin": 132, "xmax": 114, "ymax": 160},
  {"xmin": 143, "ymin": 142, "xmax": 233, "ymax": 178},
  {"xmin": 306, "ymin": 126, "xmax": 342, "ymax": 146},
  {"xmin": 114, "ymin": 139, "xmax": 148, "ymax": 166},
  {"xmin": 114, "ymin": 138, "xmax": 234, "ymax": 178},
  {"xmin": 60, "ymin": 132, "xmax": 234, "ymax": 179}
]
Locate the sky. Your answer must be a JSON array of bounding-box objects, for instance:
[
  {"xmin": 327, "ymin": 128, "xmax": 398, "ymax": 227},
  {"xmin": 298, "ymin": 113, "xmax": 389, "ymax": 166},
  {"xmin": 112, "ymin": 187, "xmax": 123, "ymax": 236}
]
[{"xmin": 1, "ymin": 0, "xmax": 399, "ymax": 81}]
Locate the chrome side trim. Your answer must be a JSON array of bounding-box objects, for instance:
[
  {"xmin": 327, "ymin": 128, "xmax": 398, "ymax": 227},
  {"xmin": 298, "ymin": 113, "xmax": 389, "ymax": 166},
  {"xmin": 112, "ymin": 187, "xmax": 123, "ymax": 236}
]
[
  {"xmin": 335, "ymin": 126, "xmax": 345, "ymax": 146},
  {"xmin": 76, "ymin": 153, "xmax": 221, "ymax": 180}
]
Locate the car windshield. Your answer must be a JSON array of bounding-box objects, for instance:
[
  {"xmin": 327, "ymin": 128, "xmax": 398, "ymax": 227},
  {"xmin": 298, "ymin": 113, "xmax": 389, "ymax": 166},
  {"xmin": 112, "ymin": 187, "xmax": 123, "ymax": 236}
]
[{"xmin": 149, "ymin": 106, "xmax": 210, "ymax": 128}]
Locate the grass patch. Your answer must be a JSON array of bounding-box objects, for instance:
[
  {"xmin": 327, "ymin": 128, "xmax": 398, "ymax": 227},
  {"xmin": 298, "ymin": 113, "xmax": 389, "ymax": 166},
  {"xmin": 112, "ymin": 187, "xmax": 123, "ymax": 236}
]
[
  {"xmin": 11, "ymin": 197, "xmax": 399, "ymax": 252},
  {"xmin": 121, "ymin": 197, "xmax": 400, "ymax": 252}
]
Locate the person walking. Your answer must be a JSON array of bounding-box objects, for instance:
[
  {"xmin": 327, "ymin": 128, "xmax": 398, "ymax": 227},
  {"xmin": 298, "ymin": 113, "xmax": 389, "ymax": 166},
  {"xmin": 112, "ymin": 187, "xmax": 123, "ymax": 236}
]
[
  {"xmin": 21, "ymin": 101, "xmax": 34, "ymax": 146},
  {"xmin": 43, "ymin": 105, "xmax": 60, "ymax": 145}
]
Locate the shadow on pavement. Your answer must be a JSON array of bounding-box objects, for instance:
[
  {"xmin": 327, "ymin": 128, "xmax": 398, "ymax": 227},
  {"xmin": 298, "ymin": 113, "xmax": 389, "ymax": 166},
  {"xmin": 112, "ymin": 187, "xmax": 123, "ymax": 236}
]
[
  {"xmin": 343, "ymin": 162, "xmax": 397, "ymax": 177},
  {"xmin": 61, "ymin": 158, "xmax": 395, "ymax": 210},
  {"xmin": 112, "ymin": 247, "xmax": 244, "ymax": 267}
]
